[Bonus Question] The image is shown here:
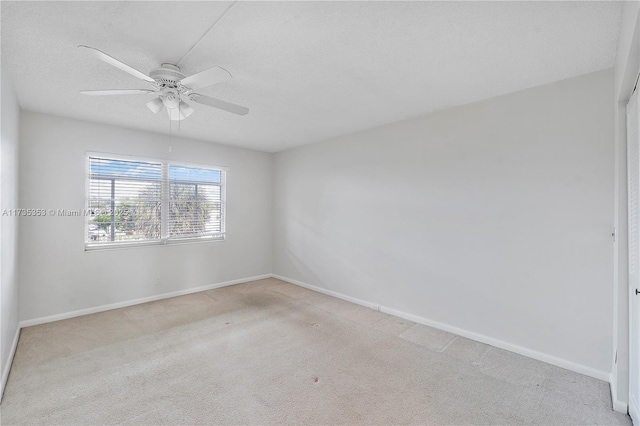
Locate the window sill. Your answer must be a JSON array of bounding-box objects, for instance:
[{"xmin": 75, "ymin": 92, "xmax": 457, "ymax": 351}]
[{"xmin": 84, "ymin": 235, "xmax": 225, "ymax": 251}]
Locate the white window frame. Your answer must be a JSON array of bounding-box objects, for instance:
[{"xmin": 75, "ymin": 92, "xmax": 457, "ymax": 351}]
[{"xmin": 85, "ymin": 152, "xmax": 227, "ymax": 251}]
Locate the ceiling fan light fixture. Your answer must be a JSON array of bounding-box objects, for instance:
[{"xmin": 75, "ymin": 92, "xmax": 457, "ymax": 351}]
[
  {"xmin": 146, "ymin": 97, "xmax": 164, "ymax": 114},
  {"xmin": 179, "ymin": 101, "xmax": 194, "ymax": 118},
  {"xmin": 167, "ymin": 107, "xmax": 189, "ymax": 121}
]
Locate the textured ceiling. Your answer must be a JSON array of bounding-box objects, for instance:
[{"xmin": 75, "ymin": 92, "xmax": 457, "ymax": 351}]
[{"xmin": 1, "ymin": 1, "xmax": 622, "ymax": 152}]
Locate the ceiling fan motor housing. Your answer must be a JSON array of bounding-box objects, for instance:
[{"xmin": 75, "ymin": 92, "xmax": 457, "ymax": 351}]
[
  {"xmin": 150, "ymin": 64, "xmax": 186, "ymax": 89},
  {"xmin": 149, "ymin": 64, "xmax": 190, "ymax": 110}
]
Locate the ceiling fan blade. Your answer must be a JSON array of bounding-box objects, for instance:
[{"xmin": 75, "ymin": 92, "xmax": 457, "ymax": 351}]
[
  {"xmin": 78, "ymin": 45, "xmax": 155, "ymax": 84},
  {"xmin": 180, "ymin": 66, "xmax": 232, "ymax": 90},
  {"xmin": 80, "ymin": 89, "xmax": 156, "ymax": 96},
  {"xmin": 190, "ymin": 94, "xmax": 249, "ymax": 116}
]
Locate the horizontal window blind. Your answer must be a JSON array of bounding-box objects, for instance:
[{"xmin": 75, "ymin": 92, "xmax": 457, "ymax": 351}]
[
  {"xmin": 86, "ymin": 155, "xmax": 226, "ymax": 249},
  {"xmin": 88, "ymin": 157, "xmax": 162, "ymax": 245},
  {"xmin": 168, "ymin": 164, "xmax": 224, "ymax": 240}
]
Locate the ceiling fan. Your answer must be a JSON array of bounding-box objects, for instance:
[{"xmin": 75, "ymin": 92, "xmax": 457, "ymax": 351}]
[{"xmin": 78, "ymin": 45, "xmax": 249, "ymax": 120}]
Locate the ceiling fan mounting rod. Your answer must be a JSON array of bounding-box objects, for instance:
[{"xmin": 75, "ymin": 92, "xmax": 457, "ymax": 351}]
[{"xmin": 176, "ymin": 0, "xmax": 240, "ymax": 67}]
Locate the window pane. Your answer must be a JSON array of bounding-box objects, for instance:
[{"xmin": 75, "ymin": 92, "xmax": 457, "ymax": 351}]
[
  {"xmin": 169, "ymin": 164, "xmax": 223, "ymax": 239},
  {"xmin": 88, "ymin": 157, "xmax": 162, "ymax": 244},
  {"xmin": 90, "ymin": 158, "xmax": 162, "ymax": 181},
  {"xmin": 169, "ymin": 165, "xmax": 221, "ymax": 183}
]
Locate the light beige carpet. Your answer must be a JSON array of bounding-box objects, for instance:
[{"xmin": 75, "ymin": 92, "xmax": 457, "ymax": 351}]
[{"xmin": 0, "ymin": 278, "xmax": 631, "ymax": 425}]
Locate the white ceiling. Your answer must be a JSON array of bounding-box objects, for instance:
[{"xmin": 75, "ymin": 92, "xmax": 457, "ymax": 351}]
[{"xmin": 1, "ymin": 1, "xmax": 622, "ymax": 152}]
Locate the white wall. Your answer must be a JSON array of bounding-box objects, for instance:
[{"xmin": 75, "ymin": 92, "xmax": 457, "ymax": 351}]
[
  {"xmin": 19, "ymin": 112, "xmax": 272, "ymax": 322},
  {"xmin": 613, "ymin": 0, "xmax": 640, "ymax": 412},
  {"xmin": 274, "ymin": 69, "xmax": 615, "ymax": 377},
  {"xmin": 1, "ymin": 64, "xmax": 21, "ymax": 396}
]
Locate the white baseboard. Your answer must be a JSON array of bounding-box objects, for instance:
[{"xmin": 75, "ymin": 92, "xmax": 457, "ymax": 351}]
[
  {"xmin": 1, "ymin": 326, "xmax": 21, "ymax": 402},
  {"xmin": 273, "ymin": 274, "xmax": 380, "ymax": 310},
  {"xmin": 381, "ymin": 304, "xmax": 610, "ymax": 381},
  {"xmin": 273, "ymin": 274, "xmax": 610, "ymax": 382},
  {"xmin": 610, "ymin": 372, "xmax": 629, "ymax": 414},
  {"xmin": 614, "ymin": 400, "xmax": 628, "ymax": 415},
  {"xmin": 19, "ymin": 274, "xmax": 272, "ymax": 328},
  {"xmin": 613, "ymin": 394, "xmax": 629, "ymax": 414},
  {"xmin": 630, "ymin": 395, "xmax": 640, "ymax": 424}
]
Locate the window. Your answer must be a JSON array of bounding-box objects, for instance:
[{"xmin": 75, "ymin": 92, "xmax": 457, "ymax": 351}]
[
  {"xmin": 86, "ymin": 154, "xmax": 225, "ymax": 249},
  {"xmin": 168, "ymin": 164, "xmax": 224, "ymax": 239}
]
